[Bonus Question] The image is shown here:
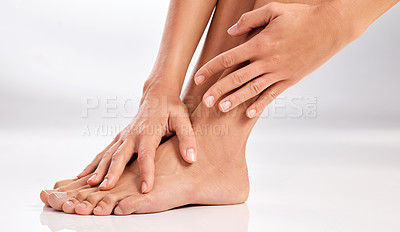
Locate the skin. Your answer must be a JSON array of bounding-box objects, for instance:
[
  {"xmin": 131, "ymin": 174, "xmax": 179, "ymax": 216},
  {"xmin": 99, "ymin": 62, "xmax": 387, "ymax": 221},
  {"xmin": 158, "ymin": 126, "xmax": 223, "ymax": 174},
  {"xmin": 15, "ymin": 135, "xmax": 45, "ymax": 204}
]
[
  {"xmin": 195, "ymin": 0, "xmax": 400, "ymax": 118},
  {"xmin": 76, "ymin": 0, "xmax": 218, "ymax": 194},
  {"xmin": 40, "ymin": 0, "xmax": 257, "ymax": 213},
  {"xmin": 40, "ymin": 0, "xmax": 399, "ymax": 215}
]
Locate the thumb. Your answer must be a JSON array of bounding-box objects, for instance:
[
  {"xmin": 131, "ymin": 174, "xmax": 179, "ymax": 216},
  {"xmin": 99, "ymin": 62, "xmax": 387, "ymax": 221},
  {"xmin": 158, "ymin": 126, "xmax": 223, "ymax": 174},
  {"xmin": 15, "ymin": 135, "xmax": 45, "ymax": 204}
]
[{"xmin": 228, "ymin": 2, "xmax": 283, "ymax": 36}]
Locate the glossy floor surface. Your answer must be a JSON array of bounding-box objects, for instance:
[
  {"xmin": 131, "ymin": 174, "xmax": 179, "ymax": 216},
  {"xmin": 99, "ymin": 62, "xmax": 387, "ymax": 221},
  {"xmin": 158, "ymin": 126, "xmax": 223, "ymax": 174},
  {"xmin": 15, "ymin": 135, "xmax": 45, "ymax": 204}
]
[{"xmin": 1, "ymin": 127, "xmax": 399, "ymax": 232}]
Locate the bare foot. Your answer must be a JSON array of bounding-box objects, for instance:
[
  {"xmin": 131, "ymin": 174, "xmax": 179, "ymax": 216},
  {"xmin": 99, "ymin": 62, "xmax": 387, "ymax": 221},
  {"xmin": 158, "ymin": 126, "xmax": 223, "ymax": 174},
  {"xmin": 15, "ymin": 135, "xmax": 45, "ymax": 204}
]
[
  {"xmin": 40, "ymin": 177, "xmax": 88, "ymax": 207},
  {"xmin": 43, "ymin": 128, "xmax": 250, "ymax": 215}
]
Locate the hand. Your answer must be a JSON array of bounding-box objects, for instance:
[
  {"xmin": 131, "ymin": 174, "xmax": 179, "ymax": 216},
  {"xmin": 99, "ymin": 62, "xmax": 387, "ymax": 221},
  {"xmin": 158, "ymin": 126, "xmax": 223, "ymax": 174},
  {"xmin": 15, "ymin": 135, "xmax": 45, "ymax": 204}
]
[
  {"xmin": 77, "ymin": 85, "xmax": 196, "ymax": 194},
  {"xmin": 194, "ymin": 2, "xmax": 357, "ymax": 118}
]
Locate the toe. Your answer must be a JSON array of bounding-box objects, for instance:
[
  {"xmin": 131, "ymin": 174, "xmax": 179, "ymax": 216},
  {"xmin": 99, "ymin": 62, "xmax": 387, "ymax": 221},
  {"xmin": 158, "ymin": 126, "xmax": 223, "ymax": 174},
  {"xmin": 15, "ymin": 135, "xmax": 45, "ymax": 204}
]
[
  {"xmin": 48, "ymin": 192, "xmax": 71, "ymax": 211},
  {"xmin": 55, "ymin": 175, "xmax": 91, "ymax": 192},
  {"xmin": 53, "ymin": 179, "xmax": 75, "ymax": 189},
  {"xmin": 93, "ymin": 194, "xmax": 120, "ymax": 216},
  {"xmin": 75, "ymin": 201, "xmax": 95, "ymax": 215},
  {"xmin": 40, "ymin": 190, "xmax": 56, "ymax": 206},
  {"xmin": 62, "ymin": 199, "xmax": 79, "ymax": 214},
  {"xmin": 114, "ymin": 194, "xmax": 147, "ymax": 215},
  {"xmin": 74, "ymin": 191, "xmax": 107, "ymax": 215}
]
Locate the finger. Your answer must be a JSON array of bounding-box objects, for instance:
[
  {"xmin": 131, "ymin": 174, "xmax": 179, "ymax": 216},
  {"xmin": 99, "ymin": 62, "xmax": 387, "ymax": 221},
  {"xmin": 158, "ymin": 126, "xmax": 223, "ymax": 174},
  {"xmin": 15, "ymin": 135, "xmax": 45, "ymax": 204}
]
[
  {"xmin": 219, "ymin": 74, "xmax": 278, "ymax": 112},
  {"xmin": 170, "ymin": 113, "xmax": 197, "ymax": 163},
  {"xmin": 87, "ymin": 140, "xmax": 123, "ymax": 186},
  {"xmin": 202, "ymin": 62, "xmax": 265, "ymax": 108},
  {"xmin": 77, "ymin": 136, "xmax": 119, "ymax": 178},
  {"xmin": 246, "ymin": 81, "xmax": 290, "ymax": 118},
  {"xmin": 99, "ymin": 141, "xmax": 135, "ymax": 190},
  {"xmin": 227, "ymin": 2, "xmax": 283, "ymax": 36},
  {"xmin": 194, "ymin": 42, "xmax": 254, "ymax": 85},
  {"xmin": 137, "ymin": 135, "xmax": 161, "ymax": 194}
]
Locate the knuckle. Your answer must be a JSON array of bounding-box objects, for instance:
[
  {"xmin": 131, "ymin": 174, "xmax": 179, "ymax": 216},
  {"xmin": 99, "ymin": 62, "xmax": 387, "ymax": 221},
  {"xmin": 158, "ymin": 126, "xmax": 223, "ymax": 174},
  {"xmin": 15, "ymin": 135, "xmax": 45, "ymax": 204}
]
[
  {"xmin": 104, "ymin": 151, "xmax": 113, "ymax": 158},
  {"xmin": 270, "ymin": 55, "xmax": 281, "ymax": 66},
  {"xmin": 238, "ymin": 13, "xmax": 248, "ymax": 26},
  {"xmin": 254, "ymin": 101, "xmax": 266, "ymax": 112},
  {"xmin": 137, "ymin": 153, "xmax": 151, "ymax": 163},
  {"xmin": 232, "ymin": 72, "xmax": 246, "ymax": 86},
  {"xmin": 213, "ymin": 87, "xmax": 224, "ymax": 98},
  {"xmin": 202, "ymin": 67, "xmax": 214, "ymax": 77},
  {"xmin": 250, "ymin": 38, "xmax": 266, "ymax": 54},
  {"xmin": 230, "ymin": 95, "xmax": 242, "ymax": 105},
  {"xmin": 266, "ymin": 2, "xmax": 279, "ymax": 12},
  {"xmin": 266, "ymin": 89, "xmax": 279, "ymax": 100},
  {"xmin": 250, "ymin": 81, "xmax": 263, "ymax": 95},
  {"xmin": 111, "ymin": 152, "xmax": 121, "ymax": 161},
  {"xmin": 220, "ymin": 54, "xmax": 235, "ymax": 68}
]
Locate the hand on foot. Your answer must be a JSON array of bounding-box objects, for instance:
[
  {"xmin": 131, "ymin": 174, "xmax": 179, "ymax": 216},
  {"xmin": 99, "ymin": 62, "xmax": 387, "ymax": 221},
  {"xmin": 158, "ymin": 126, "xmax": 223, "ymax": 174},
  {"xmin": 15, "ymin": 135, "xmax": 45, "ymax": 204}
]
[{"xmin": 77, "ymin": 87, "xmax": 197, "ymax": 194}]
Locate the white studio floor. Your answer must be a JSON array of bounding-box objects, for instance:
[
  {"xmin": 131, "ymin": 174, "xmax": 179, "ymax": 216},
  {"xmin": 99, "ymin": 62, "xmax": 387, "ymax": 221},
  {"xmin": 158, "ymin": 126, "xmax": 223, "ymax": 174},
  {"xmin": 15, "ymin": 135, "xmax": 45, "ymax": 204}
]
[{"xmin": 1, "ymin": 127, "xmax": 399, "ymax": 232}]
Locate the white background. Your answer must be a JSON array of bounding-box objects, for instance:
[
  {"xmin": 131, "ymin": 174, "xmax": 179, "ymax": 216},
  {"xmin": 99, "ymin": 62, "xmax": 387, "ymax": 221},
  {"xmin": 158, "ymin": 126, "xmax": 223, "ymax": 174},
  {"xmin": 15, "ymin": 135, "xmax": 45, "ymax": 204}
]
[{"xmin": 0, "ymin": 1, "xmax": 399, "ymax": 231}]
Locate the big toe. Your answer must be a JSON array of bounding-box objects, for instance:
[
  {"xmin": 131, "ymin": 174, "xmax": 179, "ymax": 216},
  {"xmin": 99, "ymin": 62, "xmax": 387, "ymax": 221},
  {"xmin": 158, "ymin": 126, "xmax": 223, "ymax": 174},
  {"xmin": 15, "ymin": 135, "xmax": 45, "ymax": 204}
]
[{"xmin": 40, "ymin": 190, "xmax": 56, "ymax": 206}]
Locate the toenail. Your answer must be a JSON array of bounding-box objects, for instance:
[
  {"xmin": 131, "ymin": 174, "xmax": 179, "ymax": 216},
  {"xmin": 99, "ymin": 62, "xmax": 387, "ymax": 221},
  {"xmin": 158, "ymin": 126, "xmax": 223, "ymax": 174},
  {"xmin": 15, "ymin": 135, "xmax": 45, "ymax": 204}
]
[
  {"xmin": 100, "ymin": 179, "xmax": 108, "ymax": 188},
  {"xmin": 54, "ymin": 192, "xmax": 68, "ymax": 199},
  {"xmin": 88, "ymin": 173, "xmax": 97, "ymax": 182},
  {"xmin": 204, "ymin": 96, "xmax": 215, "ymax": 108},
  {"xmin": 43, "ymin": 190, "xmax": 54, "ymax": 195},
  {"xmin": 220, "ymin": 100, "xmax": 231, "ymax": 112},
  {"xmin": 94, "ymin": 206, "xmax": 102, "ymax": 212},
  {"xmin": 186, "ymin": 148, "xmax": 196, "ymax": 162},
  {"xmin": 114, "ymin": 206, "xmax": 123, "ymax": 214},
  {"xmin": 77, "ymin": 203, "xmax": 87, "ymax": 208},
  {"xmin": 65, "ymin": 201, "xmax": 73, "ymax": 207}
]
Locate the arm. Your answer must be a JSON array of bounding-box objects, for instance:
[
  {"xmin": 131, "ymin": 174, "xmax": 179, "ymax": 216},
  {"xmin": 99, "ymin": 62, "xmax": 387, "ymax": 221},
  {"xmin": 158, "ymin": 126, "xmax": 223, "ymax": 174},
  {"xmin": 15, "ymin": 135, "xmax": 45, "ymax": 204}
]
[
  {"xmin": 144, "ymin": 0, "xmax": 217, "ymax": 93},
  {"xmin": 194, "ymin": 0, "xmax": 399, "ymax": 118},
  {"xmin": 78, "ymin": 0, "xmax": 218, "ymax": 193}
]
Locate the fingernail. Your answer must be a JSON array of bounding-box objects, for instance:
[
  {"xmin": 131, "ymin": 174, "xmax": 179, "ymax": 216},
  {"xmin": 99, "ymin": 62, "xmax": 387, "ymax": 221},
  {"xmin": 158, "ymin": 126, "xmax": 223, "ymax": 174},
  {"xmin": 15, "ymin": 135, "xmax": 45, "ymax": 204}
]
[
  {"xmin": 94, "ymin": 206, "xmax": 102, "ymax": 212},
  {"xmin": 77, "ymin": 203, "xmax": 86, "ymax": 208},
  {"xmin": 88, "ymin": 173, "xmax": 97, "ymax": 182},
  {"xmin": 220, "ymin": 100, "xmax": 232, "ymax": 112},
  {"xmin": 204, "ymin": 96, "xmax": 215, "ymax": 108},
  {"xmin": 65, "ymin": 201, "xmax": 73, "ymax": 207},
  {"xmin": 186, "ymin": 148, "xmax": 196, "ymax": 162},
  {"xmin": 100, "ymin": 178, "xmax": 108, "ymax": 188},
  {"xmin": 227, "ymin": 23, "xmax": 237, "ymax": 34},
  {"xmin": 114, "ymin": 206, "xmax": 123, "ymax": 214},
  {"xmin": 54, "ymin": 192, "xmax": 68, "ymax": 199},
  {"xmin": 141, "ymin": 181, "xmax": 148, "ymax": 193},
  {"xmin": 195, "ymin": 75, "xmax": 205, "ymax": 85},
  {"xmin": 248, "ymin": 109, "xmax": 257, "ymax": 118}
]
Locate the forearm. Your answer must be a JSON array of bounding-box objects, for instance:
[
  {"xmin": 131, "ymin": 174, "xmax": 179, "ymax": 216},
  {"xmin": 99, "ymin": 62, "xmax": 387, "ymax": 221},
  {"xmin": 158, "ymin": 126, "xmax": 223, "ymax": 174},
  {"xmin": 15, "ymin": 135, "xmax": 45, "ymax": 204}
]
[
  {"xmin": 328, "ymin": 0, "xmax": 399, "ymax": 41},
  {"xmin": 145, "ymin": 0, "xmax": 217, "ymax": 94}
]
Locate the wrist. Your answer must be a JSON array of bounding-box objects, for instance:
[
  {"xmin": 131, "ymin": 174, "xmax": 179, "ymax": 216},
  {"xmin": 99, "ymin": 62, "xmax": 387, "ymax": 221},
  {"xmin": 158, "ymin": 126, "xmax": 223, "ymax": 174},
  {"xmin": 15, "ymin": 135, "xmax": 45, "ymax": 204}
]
[
  {"xmin": 142, "ymin": 76, "xmax": 181, "ymax": 101},
  {"xmin": 317, "ymin": 0, "xmax": 366, "ymax": 45}
]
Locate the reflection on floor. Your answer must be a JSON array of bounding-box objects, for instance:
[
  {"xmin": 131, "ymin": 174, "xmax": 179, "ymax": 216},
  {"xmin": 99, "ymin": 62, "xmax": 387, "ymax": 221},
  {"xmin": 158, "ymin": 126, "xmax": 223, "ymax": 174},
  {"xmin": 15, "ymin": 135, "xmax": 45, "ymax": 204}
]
[
  {"xmin": 1, "ymin": 128, "xmax": 399, "ymax": 232},
  {"xmin": 40, "ymin": 204, "xmax": 249, "ymax": 232}
]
